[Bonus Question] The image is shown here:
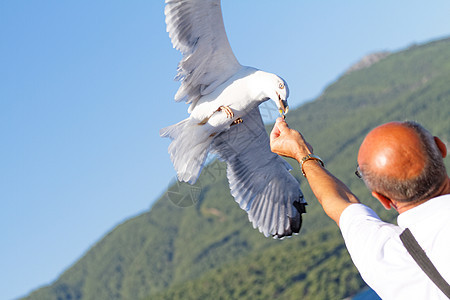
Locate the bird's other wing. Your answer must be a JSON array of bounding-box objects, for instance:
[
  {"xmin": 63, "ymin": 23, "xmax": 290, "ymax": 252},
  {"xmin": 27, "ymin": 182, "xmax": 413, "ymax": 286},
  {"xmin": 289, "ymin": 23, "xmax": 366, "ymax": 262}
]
[
  {"xmin": 165, "ymin": 0, "xmax": 242, "ymax": 111},
  {"xmin": 211, "ymin": 107, "xmax": 306, "ymax": 238}
]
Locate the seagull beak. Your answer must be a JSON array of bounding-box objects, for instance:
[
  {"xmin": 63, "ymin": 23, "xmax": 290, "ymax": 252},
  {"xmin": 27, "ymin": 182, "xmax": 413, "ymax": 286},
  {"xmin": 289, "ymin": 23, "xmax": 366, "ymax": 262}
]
[{"xmin": 277, "ymin": 92, "xmax": 289, "ymax": 115}]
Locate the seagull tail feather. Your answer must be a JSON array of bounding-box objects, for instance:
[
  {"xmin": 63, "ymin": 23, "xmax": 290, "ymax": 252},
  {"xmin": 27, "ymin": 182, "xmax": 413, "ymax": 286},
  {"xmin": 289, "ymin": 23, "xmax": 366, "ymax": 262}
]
[
  {"xmin": 160, "ymin": 119, "xmax": 213, "ymax": 184},
  {"xmin": 160, "ymin": 118, "xmax": 189, "ymax": 139}
]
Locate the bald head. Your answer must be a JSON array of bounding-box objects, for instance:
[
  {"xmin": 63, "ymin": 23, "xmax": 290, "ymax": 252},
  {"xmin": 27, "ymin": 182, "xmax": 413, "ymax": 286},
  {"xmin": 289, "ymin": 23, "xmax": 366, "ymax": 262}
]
[
  {"xmin": 357, "ymin": 121, "xmax": 447, "ymax": 204},
  {"xmin": 358, "ymin": 122, "xmax": 426, "ymax": 180}
]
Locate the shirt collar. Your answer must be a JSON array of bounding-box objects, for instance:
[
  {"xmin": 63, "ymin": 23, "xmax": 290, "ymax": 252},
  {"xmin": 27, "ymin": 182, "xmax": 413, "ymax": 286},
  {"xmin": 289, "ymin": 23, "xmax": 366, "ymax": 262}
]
[{"xmin": 397, "ymin": 194, "xmax": 450, "ymax": 228}]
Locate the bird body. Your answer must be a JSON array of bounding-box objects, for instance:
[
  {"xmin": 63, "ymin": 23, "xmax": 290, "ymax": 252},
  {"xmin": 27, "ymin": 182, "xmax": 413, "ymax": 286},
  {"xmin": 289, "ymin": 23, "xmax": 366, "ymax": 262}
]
[
  {"xmin": 161, "ymin": 0, "xmax": 306, "ymax": 238},
  {"xmin": 190, "ymin": 67, "xmax": 282, "ymax": 126},
  {"xmin": 190, "ymin": 67, "xmax": 259, "ymax": 124}
]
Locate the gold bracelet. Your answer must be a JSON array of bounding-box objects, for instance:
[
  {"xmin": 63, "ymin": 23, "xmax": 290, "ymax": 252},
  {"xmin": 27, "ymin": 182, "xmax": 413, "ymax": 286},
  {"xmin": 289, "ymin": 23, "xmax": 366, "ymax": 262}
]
[{"xmin": 300, "ymin": 154, "xmax": 324, "ymax": 177}]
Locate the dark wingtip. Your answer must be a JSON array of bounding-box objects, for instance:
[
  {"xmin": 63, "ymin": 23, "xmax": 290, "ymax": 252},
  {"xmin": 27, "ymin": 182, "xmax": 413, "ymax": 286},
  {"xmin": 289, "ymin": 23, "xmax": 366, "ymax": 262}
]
[
  {"xmin": 293, "ymin": 201, "xmax": 307, "ymax": 214},
  {"xmin": 272, "ymin": 201, "xmax": 307, "ymax": 239}
]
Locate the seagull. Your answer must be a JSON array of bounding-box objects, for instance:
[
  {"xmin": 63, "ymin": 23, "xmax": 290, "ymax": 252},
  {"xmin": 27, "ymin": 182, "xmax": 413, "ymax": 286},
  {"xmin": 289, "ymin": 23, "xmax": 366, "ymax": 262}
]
[{"xmin": 160, "ymin": 0, "xmax": 306, "ymax": 238}]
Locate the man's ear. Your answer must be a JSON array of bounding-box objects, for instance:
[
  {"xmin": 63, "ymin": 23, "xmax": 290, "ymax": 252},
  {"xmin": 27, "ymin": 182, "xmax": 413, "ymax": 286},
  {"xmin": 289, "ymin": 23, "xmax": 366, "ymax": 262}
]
[
  {"xmin": 434, "ymin": 136, "xmax": 447, "ymax": 158},
  {"xmin": 372, "ymin": 191, "xmax": 393, "ymax": 210}
]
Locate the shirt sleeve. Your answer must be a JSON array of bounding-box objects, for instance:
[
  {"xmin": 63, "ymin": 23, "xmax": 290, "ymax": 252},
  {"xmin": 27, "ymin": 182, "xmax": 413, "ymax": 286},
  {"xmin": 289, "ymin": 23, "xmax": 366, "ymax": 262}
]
[
  {"xmin": 339, "ymin": 203, "xmax": 383, "ymax": 237},
  {"xmin": 339, "ymin": 204, "xmax": 403, "ymax": 286}
]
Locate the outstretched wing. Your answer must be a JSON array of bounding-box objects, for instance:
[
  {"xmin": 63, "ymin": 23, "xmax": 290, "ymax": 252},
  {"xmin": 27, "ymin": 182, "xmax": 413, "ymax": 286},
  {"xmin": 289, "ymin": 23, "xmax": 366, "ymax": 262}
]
[
  {"xmin": 211, "ymin": 107, "xmax": 306, "ymax": 238},
  {"xmin": 165, "ymin": 0, "xmax": 242, "ymax": 111}
]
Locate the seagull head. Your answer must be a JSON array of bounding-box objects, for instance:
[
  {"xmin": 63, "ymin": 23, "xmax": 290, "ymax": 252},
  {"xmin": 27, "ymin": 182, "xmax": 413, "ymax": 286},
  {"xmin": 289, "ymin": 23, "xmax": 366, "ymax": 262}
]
[
  {"xmin": 275, "ymin": 78, "xmax": 289, "ymax": 116},
  {"xmin": 253, "ymin": 71, "xmax": 290, "ymax": 116},
  {"xmin": 268, "ymin": 75, "xmax": 289, "ymax": 116}
]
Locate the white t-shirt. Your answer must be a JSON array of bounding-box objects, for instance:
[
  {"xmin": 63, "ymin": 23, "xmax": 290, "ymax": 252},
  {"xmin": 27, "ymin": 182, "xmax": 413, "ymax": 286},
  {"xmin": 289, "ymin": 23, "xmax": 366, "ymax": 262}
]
[{"xmin": 339, "ymin": 194, "xmax": 450, "ymax": 300}]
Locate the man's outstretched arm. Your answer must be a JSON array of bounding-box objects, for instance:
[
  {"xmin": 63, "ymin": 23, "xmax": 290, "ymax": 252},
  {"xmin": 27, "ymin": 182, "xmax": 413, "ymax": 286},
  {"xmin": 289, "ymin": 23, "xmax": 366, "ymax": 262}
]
[{"xmin": 270, "ymin": 118, "xmax": 360, "ymax": 225}]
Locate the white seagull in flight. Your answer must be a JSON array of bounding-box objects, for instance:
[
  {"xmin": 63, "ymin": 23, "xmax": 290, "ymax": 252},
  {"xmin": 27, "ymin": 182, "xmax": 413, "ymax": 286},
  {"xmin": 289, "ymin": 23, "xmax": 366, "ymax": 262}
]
[{"xmin": 160, "ymin": 0, "xmax": 306, "ymax": 238}]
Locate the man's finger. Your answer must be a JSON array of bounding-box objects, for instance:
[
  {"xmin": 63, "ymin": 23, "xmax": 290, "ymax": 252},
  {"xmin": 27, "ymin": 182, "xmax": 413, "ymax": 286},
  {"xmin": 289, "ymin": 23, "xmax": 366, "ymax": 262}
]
[
  {"xmin": 275, "ymin": 117, "xmax": 290, "ymax": 133},
  {"xmin": 270, "ymin": 122, "xmax": 281, "ymax": 140}
]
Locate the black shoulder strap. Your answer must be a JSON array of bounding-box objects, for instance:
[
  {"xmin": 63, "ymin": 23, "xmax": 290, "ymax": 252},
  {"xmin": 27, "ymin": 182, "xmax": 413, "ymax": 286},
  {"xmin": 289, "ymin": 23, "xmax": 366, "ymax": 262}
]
[{"xmin": 400, "ymin": 228, "xmax": 450, "ymax": 298}]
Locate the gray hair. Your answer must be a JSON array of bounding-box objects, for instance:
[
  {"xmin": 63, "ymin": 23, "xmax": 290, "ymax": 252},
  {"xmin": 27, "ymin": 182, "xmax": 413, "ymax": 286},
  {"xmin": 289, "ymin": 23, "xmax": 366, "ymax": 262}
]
[{"xmin": 361, "ymin": 121, "xmax": 447, "ymax": 204}]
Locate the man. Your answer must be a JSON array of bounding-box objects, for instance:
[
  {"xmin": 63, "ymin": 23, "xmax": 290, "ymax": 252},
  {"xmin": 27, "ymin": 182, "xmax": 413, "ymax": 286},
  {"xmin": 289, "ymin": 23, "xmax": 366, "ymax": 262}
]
[{"xmin": 269, "ymin": 118, "xmax": 450, "ymax": 299}]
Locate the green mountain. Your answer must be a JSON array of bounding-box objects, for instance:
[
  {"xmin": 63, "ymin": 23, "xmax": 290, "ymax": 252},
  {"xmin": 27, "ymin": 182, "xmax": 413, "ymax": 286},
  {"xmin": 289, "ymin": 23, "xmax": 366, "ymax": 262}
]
[{"xmin": 22, "ymin": 36, "xmax": 450, "ymax": 300}]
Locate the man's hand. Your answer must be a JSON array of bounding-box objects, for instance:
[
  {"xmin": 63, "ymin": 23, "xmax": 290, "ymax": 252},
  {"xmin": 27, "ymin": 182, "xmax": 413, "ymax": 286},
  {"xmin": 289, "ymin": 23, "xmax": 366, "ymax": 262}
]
[
  {"xmin": 270, "ymin": 117, "xmax": 360, "ymax": 225},
  {"xmin": 270, "ymin": 118, "xmax": 313, "ymax": 162}
]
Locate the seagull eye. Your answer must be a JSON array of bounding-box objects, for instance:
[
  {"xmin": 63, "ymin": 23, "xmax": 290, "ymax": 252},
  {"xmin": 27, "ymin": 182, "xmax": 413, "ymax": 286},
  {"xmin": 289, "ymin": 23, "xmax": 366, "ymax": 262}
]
[{"xmin": 279, "ymin": 83, "xmax": 284, "ymax": 89}]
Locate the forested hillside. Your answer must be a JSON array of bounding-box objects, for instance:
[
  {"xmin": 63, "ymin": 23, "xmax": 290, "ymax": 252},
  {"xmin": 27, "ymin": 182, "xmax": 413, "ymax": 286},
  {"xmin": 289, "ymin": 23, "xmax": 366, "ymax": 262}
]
[{"xmin": 22, "ymin": 37, "xmax": 450, "ymax": 300}]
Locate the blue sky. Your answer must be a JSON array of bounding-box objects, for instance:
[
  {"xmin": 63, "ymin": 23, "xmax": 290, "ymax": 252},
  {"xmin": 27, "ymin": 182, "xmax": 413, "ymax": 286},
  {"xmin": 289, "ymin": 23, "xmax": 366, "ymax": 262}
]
[{"xmin": 1, "ymin": 1, "xmax": 449, "ymax": 299}]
